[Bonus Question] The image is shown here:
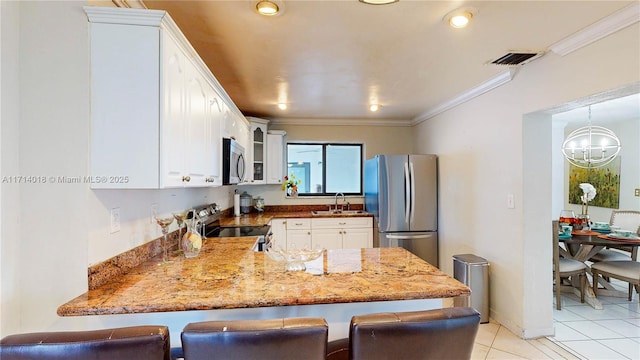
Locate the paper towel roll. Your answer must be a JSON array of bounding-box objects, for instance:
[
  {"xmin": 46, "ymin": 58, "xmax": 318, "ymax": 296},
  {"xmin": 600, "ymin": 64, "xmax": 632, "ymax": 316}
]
[{"xmin": 234, "ymin": 193, "xmax": 240, "ymax": 217}]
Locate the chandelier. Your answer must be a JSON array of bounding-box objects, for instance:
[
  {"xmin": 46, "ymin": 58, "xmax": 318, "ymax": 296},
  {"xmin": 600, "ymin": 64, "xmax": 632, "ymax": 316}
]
[{"xmin": 561, "ymin": 106, "xmax": 621, "ymax": 169}]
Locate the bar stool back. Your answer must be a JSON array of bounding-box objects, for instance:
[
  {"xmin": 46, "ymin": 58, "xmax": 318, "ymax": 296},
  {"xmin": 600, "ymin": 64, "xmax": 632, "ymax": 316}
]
[
  {"xmin": 181, "ymin": 317, "xmax": 327, "ymax": 360},
  {"xmin": 0, "ymin": 325, "xmax": 170, "ymax": 360},
  {"xmin": 326, "ymin": 307, "xmax": 480, "ymax": 360}
]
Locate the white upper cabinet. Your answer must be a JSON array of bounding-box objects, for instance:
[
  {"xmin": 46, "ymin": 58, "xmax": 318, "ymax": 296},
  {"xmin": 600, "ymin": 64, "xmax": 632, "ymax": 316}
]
[
  {"xmin": 85, "ymin": 6, "xmax": 237, "ymax": 188},
  {"xmin": 267, "ymin": 131, "xmax": 286, "ymax": 184},
  {"xmin": 247, "ymin": 117, "xmax": 269, "ymax": 184}
]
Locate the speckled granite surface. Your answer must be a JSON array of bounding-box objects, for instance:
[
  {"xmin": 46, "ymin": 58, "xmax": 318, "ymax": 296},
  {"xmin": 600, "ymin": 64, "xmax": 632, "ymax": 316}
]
[
  {"xmin": 87, "ymin": 208, "xmax": 371, "ymax": 290},
  {"xmin": 59, "ymin": 237, "xmax": 469, "ymax": 316}
]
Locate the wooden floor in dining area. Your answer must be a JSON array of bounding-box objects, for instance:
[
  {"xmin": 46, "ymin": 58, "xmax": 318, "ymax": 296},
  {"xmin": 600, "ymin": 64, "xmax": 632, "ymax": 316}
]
[{"xmin": 470, "ymin": 278, "xmax": 639, "ymax": 359}]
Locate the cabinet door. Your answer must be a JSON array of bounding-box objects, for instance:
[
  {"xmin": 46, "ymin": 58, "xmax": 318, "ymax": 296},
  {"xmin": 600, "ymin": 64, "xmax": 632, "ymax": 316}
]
[
  {"xmin": 208, "ymin": 90, "xmax": 223, "ymax": 185},
  {"xmin": 342, "ymin": 227, "xmax": 373, "ymax": 249},
  {"xmin": 286, "ymin": 229, "xmax": 312, "ymax": 251},
  {"xmin": 312, "ymin": 228, "xmax": 343, "ymax": 250},
  {"xmin": 268, "ymin": 219, "xmax": 287, "ymax": 249},
  {"xmin": 266, "ymin": 133, "xmax": 285, "ymax": 184},
  {"xmin": 161, "ymin": 31, "xmax": 187, "ymax": 187},
  {"xmin": 250, "ymin": 123, "xmax": 267, "ymax": 184},
  {"xmin": 222, "ymin": 106, "xmax": 237, "ymax": 139},
  {"xmin": 183, "ymin": 62, "xmax": 209, "ymax": 187}
]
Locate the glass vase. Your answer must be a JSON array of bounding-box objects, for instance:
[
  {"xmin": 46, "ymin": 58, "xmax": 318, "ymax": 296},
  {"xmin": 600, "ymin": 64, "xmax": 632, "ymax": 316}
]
[{"xmin": 182, "ymin": 212, "xmax": 203, "ymax": 258}]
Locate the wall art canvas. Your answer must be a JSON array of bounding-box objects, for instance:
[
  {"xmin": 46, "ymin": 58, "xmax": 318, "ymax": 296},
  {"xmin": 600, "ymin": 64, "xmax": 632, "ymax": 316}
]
[{"xmin": 568, "ymin": 157, "xmax": 621, "ymax": 209}]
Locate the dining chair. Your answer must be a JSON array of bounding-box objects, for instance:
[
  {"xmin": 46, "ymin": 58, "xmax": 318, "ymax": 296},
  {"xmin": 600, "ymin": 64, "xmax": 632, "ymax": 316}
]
[
  {"xmin": 325, "ymin": 307, "xmax": 480, "ymax": 360},
  {"xmin": 590, "ymin": 210, "xmax": 640, "ymax": 262},
  {"xmin": 592, "ymin": 260, "xmax": 640, "ymax": 303},
  {"xmin": 0, "ymin": 325, "xmax": 170, "ymax": 360},
  {"xmin": 553, "ymin": 220, "xmax": 587, "ymax": 310},
  {"xmin": 181, "ymin": 317, "xmax": 327, "ymax": 360}
]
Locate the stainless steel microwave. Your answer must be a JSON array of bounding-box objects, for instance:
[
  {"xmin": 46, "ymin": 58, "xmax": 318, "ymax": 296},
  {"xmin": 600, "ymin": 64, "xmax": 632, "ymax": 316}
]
[{"xmin": 222, "ymin": 138, "xmax": 246, "ymax": 185}]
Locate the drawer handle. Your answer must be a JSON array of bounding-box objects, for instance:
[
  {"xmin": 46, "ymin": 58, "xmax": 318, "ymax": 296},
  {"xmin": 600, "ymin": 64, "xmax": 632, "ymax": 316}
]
[
  {"xmin": 182, "ymin": 176, "xmax": 191, "ymax": 182},
  {"xmin": 339, "ymin": 222, "xmax": 347, "ymax": 225},
  {"xmin": 295, "ymin": 223, "xmax": 303, "ymax": 226}
]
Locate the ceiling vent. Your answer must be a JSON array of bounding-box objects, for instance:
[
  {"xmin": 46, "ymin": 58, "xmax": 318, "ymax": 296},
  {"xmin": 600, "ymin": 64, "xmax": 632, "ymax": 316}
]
[{"xmin": 489, "ymin": 51, "xmax": 545, "ymax": 66}]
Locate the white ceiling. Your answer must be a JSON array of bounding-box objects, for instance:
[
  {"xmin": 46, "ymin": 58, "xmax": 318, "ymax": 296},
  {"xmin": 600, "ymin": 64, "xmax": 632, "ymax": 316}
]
[{"xmin": 136, "ymin": 0, "xmax": 637, "ymax": 123}]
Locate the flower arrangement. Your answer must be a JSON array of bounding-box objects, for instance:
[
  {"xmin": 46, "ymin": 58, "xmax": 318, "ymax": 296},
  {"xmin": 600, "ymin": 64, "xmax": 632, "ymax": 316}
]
[
  {"xmin": 282, "ymin": 174, "xmax": 301, "ymax": 196},
  {"xmin": 578, "ymin": 183, "xmax": 596, "ymax": 215}
]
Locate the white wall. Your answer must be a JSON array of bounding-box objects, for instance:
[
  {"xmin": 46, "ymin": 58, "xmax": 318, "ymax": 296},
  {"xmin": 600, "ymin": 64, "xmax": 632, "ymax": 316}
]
[{"xmin": 413, "ymin": 20, "xmax": 639, "ymax": 338}]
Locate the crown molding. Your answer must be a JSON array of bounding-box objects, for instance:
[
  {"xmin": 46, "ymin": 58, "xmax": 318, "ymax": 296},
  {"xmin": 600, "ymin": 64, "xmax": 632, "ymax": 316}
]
[
  {"xmin": 269, "ymin": 118, "xmax": 413, "ymax": 127},
  {"xmin": 550, "ymin": 2, "xmax": 640, "ymax": 56},
  {"xmin": 83, "ymin": 6, "xmax": 164, "ymax": 26},
  {"xmin": 112, "ymin": 0, "xmax": 147, "ymax": 9},
  {"xmin": 411, "ymin": 69, "xmax": 515, "ymax": 125}
]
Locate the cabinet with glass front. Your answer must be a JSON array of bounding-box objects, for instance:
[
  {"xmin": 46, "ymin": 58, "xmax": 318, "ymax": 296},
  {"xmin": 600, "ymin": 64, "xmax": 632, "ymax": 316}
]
[{"xmin": 247, "ymin": 117, "xmax": 269, "ymax": 184}]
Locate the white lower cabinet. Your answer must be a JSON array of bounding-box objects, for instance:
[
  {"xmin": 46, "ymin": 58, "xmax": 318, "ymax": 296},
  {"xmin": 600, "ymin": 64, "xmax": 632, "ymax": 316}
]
[
  {"xmin": 287, "ymin": 229, "xmax": 312, "ymax": 251},
  {"xmin": 284, "ymin": 218, "xmax": 312, "ymax": 250},
  {"xmin": 268, "ymin": 219, "xmax": 287, "ymax": 250},
  {"xmin": 312, "ymin": 217, "xmax": 373, "ymax": 250},
  {"xmin": 269, "ymin": 218, "xmax": 312, "ymax": 251},
  {"xmin": 270, "ymin": 217, "xmax": 373, "ymax": 251}
]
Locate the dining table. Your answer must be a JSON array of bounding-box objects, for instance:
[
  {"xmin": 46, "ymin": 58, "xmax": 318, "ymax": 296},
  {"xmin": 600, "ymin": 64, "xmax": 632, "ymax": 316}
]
[{"xmin": 559, "ymin": 229, "xmax": 640, "ymax": 309}]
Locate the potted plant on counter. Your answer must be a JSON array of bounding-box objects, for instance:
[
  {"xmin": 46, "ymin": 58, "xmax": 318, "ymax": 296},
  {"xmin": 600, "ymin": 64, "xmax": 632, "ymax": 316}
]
[{"xmin": 282, "ymin": 174, "xmax": 301, "ymax": 198}]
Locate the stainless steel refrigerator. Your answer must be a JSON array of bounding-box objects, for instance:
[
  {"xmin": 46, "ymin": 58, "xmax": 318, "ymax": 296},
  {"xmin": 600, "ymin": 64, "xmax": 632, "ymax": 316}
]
[{"xmin": 364, "ymin": 154, "xmax": 438, "ymax": 266}]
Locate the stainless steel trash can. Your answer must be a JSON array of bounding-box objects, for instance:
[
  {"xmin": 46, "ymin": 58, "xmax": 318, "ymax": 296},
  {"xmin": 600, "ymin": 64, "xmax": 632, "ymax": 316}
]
[{"xmin": 453, "ymin": 254, "xmax": 489, "ymax": 323}]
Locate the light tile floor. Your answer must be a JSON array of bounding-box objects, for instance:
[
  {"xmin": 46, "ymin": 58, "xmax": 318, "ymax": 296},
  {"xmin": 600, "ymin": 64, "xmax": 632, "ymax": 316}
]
[{"xmin": 473, "ymin": 278, "xmax": 640, "ymax": 359}]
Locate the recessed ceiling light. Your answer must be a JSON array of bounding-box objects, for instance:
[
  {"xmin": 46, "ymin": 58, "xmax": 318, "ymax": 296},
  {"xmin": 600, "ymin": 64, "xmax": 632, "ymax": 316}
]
[
  {"xmin": 370, "ymin": 104, "xmax": 380, "ymax": 112},
  {"xmin": 256, "ymin": 1, "xmax": 279, "ymax": 16},
  {"xmin": 359, "ymin": 0, "xmax": 399, "ymax": 5},
  {"xmin": 278, "ymin": 103, "xmax": 288, "ymax": 110},
  {"xmin": 444, "ymin": 7, "xmax": 477, "ymax": 29}
]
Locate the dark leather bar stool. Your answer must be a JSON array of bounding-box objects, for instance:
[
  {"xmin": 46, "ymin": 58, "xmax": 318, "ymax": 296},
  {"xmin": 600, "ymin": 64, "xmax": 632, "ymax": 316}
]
[
  {"xmin": 0, "ymin": 325, "xmax": 170, "ymax": 360},
  {"xmin": 181, "ymin": 317, "xmax": 327, "ymax": 360},
  {"xmin": 326, "ymin": 307, "xmax": 480, "ymax": 360}
]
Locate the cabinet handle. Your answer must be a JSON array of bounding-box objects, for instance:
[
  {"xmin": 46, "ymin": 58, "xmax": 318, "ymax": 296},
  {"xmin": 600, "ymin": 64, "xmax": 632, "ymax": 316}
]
[
  {"xmin": 205, "ymin": 178, "xmax": 214, "ymax": 183},
  {"xmin": 307, "ymin": 231, "xmax": 311, "ymax": 235},
  {"xmin": 295, "ymin": 223, "xmax": 303, "ymax": 226},
  {"xmin": 339, "ymin": 222, "xmax": 347, "ymax": 225},
  {"xmin": 182, "ymin": 176, "xmax": 191, "ymax": 182}
]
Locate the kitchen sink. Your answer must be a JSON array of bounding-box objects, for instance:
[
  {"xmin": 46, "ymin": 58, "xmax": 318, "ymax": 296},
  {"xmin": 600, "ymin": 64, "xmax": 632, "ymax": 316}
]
[{"xmin": 311, "ymin": 210, "xmax": 366, "ymax": 216}]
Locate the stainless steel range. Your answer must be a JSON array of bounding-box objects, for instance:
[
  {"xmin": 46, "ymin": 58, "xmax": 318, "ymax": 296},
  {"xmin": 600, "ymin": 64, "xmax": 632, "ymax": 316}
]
[{"xmin": 191, "ymin": 203, "xmax": 271, "ymax": 250}]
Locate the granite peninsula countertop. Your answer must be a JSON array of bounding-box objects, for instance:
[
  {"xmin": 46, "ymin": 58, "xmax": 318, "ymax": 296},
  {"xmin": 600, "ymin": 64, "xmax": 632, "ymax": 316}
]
[{"xmin": 58, "ymin": 236, "xmax": 469, "ymax": 316}]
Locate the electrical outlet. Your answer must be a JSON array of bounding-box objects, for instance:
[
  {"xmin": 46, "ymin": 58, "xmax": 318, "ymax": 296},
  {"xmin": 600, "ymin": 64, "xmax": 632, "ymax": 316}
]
[
  {"xmin": 110, "ymin": 207, "xmax": 121, "ymax": 234},
  {"xmin": 507, "ymin": 194, "xmax": 515, "ymax": 209},
  {"xmin": 635, "ymin": 188, "xmax": 640, "ymax": 197}
]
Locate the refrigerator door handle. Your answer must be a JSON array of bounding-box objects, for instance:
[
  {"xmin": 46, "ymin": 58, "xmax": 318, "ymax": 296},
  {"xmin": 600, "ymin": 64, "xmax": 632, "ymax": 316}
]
[
  {"xmin": 409, "ymin": 161, "xmax": 416, "ymax": 225},
  {"xmin": 385, "ymin": 234, "xmax": 433, "ymax": 239},
  {"xmin": 404, "ymin": 162, "xmax": 410, "ymax": 225}
]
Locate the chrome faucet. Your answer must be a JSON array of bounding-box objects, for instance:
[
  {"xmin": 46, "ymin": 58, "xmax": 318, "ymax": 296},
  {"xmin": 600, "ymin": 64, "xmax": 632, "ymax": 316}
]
[{"xmin": 334, "ymin": 192, "xmax": 345, "ymax": 211}]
